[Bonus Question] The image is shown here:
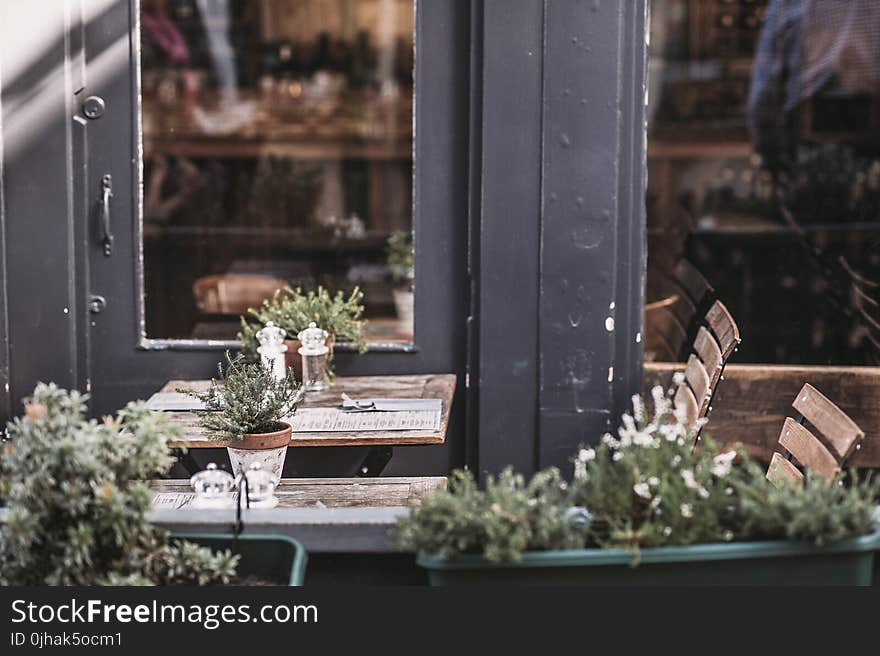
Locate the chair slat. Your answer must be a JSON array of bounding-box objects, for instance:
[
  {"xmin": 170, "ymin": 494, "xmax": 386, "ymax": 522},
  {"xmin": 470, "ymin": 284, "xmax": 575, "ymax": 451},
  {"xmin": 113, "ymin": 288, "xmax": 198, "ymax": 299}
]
[
  {"xmin": 777, "ymin": 417, "xmax": 840, "ymax": 481},
  {"xmin": 705, "ymin": 300, "xmax": 741, "ymax": 360},
  {"xmin": 674, "ymin": 383, "xmax": 699, "ymax": 430},
  {"xmin": 767, "ymin": 452, "xmax": 805, "ymax": 489},
  {"xmin": 669, "ymin": 294, "xmax": 697, "ymax": 340},
  {"xmin": 684, "ymin": 354, "xmax": 711, "ymax": 416},
  {"xmin": 674, "ymin": 259, "xmax": 713, "ymax": 307},
  {"xmin": 791, "ymin": 384, "xmax": 864, "ymax": 460},
  {"xmin": 693, "ymin": 326, "xmax": 723, "ymax": 387}
]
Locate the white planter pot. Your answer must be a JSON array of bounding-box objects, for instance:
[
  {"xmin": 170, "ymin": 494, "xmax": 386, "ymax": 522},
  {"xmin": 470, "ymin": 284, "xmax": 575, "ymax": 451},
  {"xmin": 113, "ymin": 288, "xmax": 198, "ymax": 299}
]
[
  {"xmin": 393, "ymin": 288, "xmax": 414, "ymax": 327},
  {"xmin": 226, "ymin": 446, "xmax": 287, "ymax": 485}
]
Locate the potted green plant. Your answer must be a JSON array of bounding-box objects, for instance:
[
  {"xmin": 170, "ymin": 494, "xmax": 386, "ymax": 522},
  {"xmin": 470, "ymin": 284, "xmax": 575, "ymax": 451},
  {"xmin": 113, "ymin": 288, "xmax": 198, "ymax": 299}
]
[
  {"xmin": 0, "ymin": 383, "xmax": 305, "ymax": 586},
  {"xmin": 398, "ymin": 386, "xmax": 880, "ymax": 586},
  {"xmin": 387, "ymin": 230, "xmax": 414, "ymax": 327},
  {"xmin": 187, "ymin": 354, "xmax": 302, "ymax": 484},
  {"xmin": 238, "ymin": 285, "xmax": 367, "ymax": 378}
]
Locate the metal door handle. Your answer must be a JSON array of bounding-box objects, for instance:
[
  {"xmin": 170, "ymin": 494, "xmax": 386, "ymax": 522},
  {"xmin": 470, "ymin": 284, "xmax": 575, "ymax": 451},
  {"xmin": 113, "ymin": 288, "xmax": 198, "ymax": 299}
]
[{"xmin": 100, "ymin": 174, "xmax": 113, "ymax": 256}]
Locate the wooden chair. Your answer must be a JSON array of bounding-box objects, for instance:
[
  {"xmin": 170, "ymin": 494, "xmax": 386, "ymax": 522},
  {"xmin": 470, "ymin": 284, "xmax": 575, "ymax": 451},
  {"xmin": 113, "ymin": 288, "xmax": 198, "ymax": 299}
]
[
  {"xmin": 193, "ymin": 274, "xmax": 287, "ymax": 316},
  {"xmin": 766, "ymin": 384, "xmax": 865, "ymax": 488},
  {"xmin": 673, "ymin": 299, "xmax": 741, "ymax": 437},
  {"xmin": 645, "ymin": 260, "xmax": 716, "ymax": 362}
]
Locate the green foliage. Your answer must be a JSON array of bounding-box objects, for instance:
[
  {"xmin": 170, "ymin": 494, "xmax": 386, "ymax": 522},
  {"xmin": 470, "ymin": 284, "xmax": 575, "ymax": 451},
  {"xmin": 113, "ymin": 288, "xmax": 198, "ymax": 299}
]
[
  {"xmin": 238, "ymin": 285, "xmax": 366, "ymax": 359},
  {"xmin": 729, "ymin": 463, "xmax": 880, "ymax": 546},
  {"xmin": 187, "ymin": 353, "xmax": 302, "ymax": 441},
  {"xmin": 0, "ymin": 384, "xmax": 238, "ymax": 586},
  {"xmin": 387, "ymin": 230, "xmax": 414, "ymax": 285},
  {"xmin": 395, "ymin": 468, "xmax": 592, "ymax": 562},
  {"xmin": 398, "ymin": 385, "xmax": 880, "ymax": 562}
]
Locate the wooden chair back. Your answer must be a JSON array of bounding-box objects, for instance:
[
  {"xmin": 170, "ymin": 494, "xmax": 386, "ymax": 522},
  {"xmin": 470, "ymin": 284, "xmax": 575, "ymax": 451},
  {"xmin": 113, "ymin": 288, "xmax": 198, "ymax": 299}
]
[
  {"xmin": 673, "ymin": 299, "xmax": 741, "ymax": 438},
  {"xmin": 193, "ymin": 274, "xmax": 286, "ymax": 315},
  {"xmin": 766, "ymin": 384, "xmax": 865, "ymax": 488}
]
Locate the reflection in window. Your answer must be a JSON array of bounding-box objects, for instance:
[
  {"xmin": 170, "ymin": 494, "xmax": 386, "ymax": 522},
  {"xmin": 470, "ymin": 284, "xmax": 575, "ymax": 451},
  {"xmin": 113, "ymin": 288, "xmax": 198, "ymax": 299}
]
[
  {"xmin": 647, "ymin": 0, "xmax": 880, "ymax": 366},
  {"xmin": 140, "ymin": 0, "xmax": 414, "ymax": 343}
]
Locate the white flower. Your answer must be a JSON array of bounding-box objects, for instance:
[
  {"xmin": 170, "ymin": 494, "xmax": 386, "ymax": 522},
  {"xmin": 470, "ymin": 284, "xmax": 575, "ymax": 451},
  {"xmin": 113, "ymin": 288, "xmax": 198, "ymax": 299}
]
[
  {"xmin": 633, "ymin": 482, "xmax": 651, "ymax": 499},
  {"xmin": 723, "ymin": 530, "xmax": 734, "ymax": 542},
  {"xmin": 574, "ymin": 460, "xmax": 587, "ymax": 480},
  {"xmin": 681, "ymin": 469, "xmax": 699, "ymax": 490},
  {"xmin": 725, "ymin": 487, "xmax": 733, "ymax": 496},
  {"xmin": 698, "ymin": 487, "xmax": 710, "ymax": 499},
  {"xmin": 578, "ymin": 448, "xmax": 596, "ymax": 462},
  {"xmin": 631, "ymin": 394, "xmax": 645, "ymax": 423},
  {"xmin": 671, "ymin": 455, "xmax": 682, "ymax": 467},
  {"xmin": 680, "ymin": 503, "xmax": 693, "ymax": 518},
  {"xmin": 612, "ymin": 451, "xmax": 623, "ymax": 462},
  {"xmin": 651, "ymin": 385, "xmax": 670, "ymax": 419},
  {"xmin": 602, "ymin": 433, "xmax": 620, "ymax": 448},
  {"xmin": 672, "ymin": 371, "xmax": 686, "ymax": 387},
  {"xmin": 650, "ymin": 495, "xmax": 662, "ymax": 509},
  {"xmin": 711, "ymin": 451, "xmax": 737, "ymax": 478},
  {"xmin": 648, "ymin": 476, "xmax": 660, "ymax": 487},
  {"xmin": 663, "ymin": 526, "xmax": 672, "ymax": 536}
]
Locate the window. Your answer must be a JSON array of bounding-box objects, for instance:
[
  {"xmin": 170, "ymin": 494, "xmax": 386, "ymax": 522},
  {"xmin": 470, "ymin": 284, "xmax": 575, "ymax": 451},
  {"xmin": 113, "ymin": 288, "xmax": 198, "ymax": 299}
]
[
  {"xmin": 139, "ymin": 0, "xmax": 414, "ymax": 345},
  {"xmin": 647, "ymin": 0, "xmax": 880, "ymax": 367}
]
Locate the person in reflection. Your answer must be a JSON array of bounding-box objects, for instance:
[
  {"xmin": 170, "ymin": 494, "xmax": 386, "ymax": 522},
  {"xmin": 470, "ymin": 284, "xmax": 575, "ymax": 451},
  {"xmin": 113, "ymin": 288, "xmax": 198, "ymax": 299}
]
[{"xmin": 748, "ymin": 0, "xmax": 880, "ymax": 362}]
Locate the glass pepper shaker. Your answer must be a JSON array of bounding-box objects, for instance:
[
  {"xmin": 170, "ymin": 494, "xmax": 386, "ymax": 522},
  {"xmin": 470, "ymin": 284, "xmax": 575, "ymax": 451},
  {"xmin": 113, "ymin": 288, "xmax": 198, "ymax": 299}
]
[
  {"xmin": 190, "ymin": 463, "xmax": 235, "ymax": 508},
  {"xmin": 298, "ymin": 322, "xmax": 330, "ymax": 392},
  {"xmin": 241, "ymin": 462, "xmax": 279, "ymax": 508}
]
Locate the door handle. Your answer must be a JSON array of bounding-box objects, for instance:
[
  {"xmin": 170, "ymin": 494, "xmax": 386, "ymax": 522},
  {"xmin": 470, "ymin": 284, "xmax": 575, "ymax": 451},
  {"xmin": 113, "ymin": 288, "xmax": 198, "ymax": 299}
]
[{"xmin": 100, "ymin": 174, "xmax": 113, "ymax": 256}]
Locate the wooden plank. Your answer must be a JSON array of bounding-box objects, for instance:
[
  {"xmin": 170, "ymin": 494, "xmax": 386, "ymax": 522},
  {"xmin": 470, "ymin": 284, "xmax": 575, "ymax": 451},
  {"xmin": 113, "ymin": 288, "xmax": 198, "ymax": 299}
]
[
  {"xmin": 645, "ymin": 306, "xmax": 688, "ymax": 362},
  {"xmin": 791, "ymin": 383, "xmax": 864, "ymax": 461},
  {"xmin": 705, "ymin": 300, "xmax": 741, "ymax": 359},
  {"xmin": 777, "ymin": 417, "xmax": 840, "ymax": 481},
  {"xmin": 684, "ymin": 354, "xmax": 711, "ymax": 415},
  {"xmin": 644, "ymin": 363, "xmax": 880, "ymax": 467},
  {"xmin": 150, "ymin": 476, "xmax": 447, "ymax": 509},
  {"xmin": 159, "ymin": 374, "xmax": 456, "ymax": 448},
  {"xmin": 693, "ymin": 326, "xmax": 723, "ymax": 387},
  {"xmin": 767, "ymin": 452, "xmax": 805, "ymax": 489}
]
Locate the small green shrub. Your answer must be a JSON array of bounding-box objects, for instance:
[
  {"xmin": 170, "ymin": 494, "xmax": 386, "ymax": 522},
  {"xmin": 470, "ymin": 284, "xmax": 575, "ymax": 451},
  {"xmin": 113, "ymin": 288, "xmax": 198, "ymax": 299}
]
[
  {"xmin": 395, "ymin": 468, "xmax": 591, "ymax": 562},
  {"xmin": 186, "ymin": 353, "xmax": 301, "ymax": 442},
  {"xmin": 238, "ymin": 285, "xmax": 366, "ymax": 360},
  {"xmin": 0, "ymin": 384, "xmax": 238, "ymax": 586},
  {"xmin": 387, "ymin": 231, "xmax": 414, "ymax": 286},
  {"xmin": 397, "ymin": 385, "xmax": 880, "ymax": 562}
]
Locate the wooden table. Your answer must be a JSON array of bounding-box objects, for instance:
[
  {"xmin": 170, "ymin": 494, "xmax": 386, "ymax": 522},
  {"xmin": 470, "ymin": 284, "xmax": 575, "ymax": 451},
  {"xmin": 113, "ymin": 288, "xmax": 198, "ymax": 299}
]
[
  {"xmin": 149, "ymin": 477, "xmax": 447, "ymax": 554},
  {"xmin": 159, "ymin": 373, "xmax": 456, "ymax": 476}
]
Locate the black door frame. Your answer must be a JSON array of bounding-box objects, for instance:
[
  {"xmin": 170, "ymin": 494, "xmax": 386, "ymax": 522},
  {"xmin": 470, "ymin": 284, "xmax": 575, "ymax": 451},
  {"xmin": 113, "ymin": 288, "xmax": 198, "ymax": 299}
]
[{"xmin": 0, "ymin": 0, "xmax": 648, "ymax": 477}]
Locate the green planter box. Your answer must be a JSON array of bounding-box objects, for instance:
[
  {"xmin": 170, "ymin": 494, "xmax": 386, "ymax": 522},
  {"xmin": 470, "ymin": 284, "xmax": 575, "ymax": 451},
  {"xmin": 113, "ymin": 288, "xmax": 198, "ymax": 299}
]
[
  {"xmin": 172, "ymin": 534, "xmax": 307, "ymax": 586},
  {"xmin": 418, "ymin": 531, "xmax": 880, "ymax": 586}
]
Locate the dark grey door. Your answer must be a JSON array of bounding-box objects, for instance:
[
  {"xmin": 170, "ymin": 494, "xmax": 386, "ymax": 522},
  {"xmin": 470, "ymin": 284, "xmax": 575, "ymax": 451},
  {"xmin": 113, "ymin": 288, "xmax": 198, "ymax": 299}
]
[{"xmin": 79, "ymin": 1, "xmax": 470, "ymax": 475}]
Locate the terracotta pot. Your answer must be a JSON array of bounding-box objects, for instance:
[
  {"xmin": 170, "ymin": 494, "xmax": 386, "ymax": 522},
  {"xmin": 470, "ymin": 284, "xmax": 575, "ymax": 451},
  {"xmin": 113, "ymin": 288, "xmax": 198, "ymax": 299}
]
[
  {"xmin": 226, "ymin": 421, "xmax": 292, "ymax": 484},
  {"xmin": 283, "ymin": 338, "xmax": 333, "ymax": 380},
  {"xmin": 237, "ymin": 421, "xmax": 292, "ymax": 449}
]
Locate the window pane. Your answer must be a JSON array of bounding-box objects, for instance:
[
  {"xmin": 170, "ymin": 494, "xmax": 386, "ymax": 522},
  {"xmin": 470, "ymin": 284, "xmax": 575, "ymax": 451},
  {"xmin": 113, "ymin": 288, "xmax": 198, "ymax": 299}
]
[
  {"xmin": 140, "ymin": 0, "xmax": 414, "ymax": 344},
  {"xmin": 647, "ymin": 0, "xmax": 880, "ymax": 366}
]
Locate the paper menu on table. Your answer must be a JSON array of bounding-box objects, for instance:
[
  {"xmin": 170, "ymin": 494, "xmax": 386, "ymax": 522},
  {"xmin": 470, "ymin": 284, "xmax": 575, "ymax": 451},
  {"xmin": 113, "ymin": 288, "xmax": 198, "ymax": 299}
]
[
  {"xmin": 144, "ymin": 392, "xmax": 207, "ymax": 411},
  {"xmin": 287, "ymin": 406, "xmax": 441, "ymax": 432}
]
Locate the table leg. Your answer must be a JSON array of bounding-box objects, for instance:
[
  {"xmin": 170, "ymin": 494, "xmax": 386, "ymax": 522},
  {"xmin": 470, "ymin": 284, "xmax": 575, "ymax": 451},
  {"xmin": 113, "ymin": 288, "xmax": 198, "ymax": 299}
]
[{"xmin": 357, "ymin": 446, "xmax": 393, "ymax": 477}]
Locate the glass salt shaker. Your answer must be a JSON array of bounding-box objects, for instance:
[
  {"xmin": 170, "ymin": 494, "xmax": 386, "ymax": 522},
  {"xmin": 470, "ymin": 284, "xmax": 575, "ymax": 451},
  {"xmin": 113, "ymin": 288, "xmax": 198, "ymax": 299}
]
[
  {"xmin": 242, "ymin": 462, "xmax": 279, "ymax": 508},
  {"xmin": 190, "ymin": 463, "xmax": 235, "ymax": 508},
  {"xmin": 256, "ymin": 320, "xmax": 288, "ymax": 381},
  {"xmin": 298, "ymin": 322, "xmax": 330, "ymax": 392}
]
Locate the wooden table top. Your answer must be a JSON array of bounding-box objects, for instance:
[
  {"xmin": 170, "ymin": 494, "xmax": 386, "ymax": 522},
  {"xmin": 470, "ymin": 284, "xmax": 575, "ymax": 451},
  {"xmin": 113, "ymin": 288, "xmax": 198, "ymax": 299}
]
[
  {"xmin": 160, "ymin": 373, "xmax": 456, "ymax": 449},
  {"xmin": 151, "ymin": 476, "xmax": 447, "ymax": 510}
]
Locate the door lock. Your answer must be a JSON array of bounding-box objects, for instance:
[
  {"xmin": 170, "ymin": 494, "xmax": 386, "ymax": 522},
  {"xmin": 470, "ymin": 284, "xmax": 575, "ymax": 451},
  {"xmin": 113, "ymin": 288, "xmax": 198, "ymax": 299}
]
[
  {"xmin": 82, "ymin": 95, "xmax": 106, "ymax": 120},
  {"xmin": 89, "ymin": 295, "xmax": 107, "ymax": 314}
]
